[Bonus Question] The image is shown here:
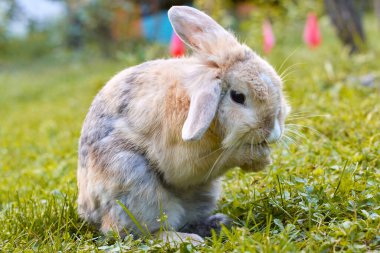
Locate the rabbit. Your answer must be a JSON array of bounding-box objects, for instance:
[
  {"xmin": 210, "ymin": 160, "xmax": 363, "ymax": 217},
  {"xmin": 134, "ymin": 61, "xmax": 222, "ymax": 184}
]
[{"xmin": 77, "ymin": 6, "xmax": 290, "ymax": 244}]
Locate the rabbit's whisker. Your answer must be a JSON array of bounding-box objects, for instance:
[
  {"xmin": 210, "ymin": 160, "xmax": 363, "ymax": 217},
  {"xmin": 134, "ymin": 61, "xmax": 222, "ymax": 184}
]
[
  {"xmin": 286, "ymin": 114, "xmax": 329, "ymax": 121},
  {"xmin": 286, "ymin": 110, "xmax": 326, "ymax": 119},
  {"xmin": 287, "ymin": 123, "xmax": 323, "ymax": 137},
  {"xmin": 206, "ymin": 134, "xmax": 248, "ymax": 180},
  {"xmin": 279, "ymin": 65, "xmax": 300, "ymax": 81},
  {"xmin": 279, "ymin": 138, "xmax": 291, "ymax": 151},
  {"xmin": 285, "ymin": 128, "xmax": 307, "ymax": 140},
  {"xmin": 282, "ymin": 134, "xmax": 298, "ymax": 146},
  {"xmin": 280, "ymin": 69, "xmax": 298, "ymax": 82},
  {"xmin": 206, "ymin": 147, "xmax": 230, "ymax": 181},
  {"xmin": 279, "ymin": 62, "xmax": 303, "ymax": 77},
  {"xmin": 197, "ymin": 146, "xmax": 225, "ymax": 161},
  {"xmin": 276, "ymin": 47, "xmax": 299, "ymax": 74},
  {"xmin": 250, "ymin": 135, "xmax": 255, "ymax": 158}
]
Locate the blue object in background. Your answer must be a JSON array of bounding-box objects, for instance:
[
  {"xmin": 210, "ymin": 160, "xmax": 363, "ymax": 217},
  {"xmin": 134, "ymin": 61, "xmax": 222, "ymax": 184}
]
[{"xmin": 141, "ymin": 11, "xmax": 173, "ymax": 44}]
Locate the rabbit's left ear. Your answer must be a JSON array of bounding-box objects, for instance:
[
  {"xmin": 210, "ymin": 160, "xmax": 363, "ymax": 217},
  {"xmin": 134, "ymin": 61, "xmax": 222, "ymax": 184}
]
[
  {"xmin": 182, "ymin": 80, "xmax": 221, "ymax": 141},
  {"xmin": 168, "ymin": 6, "xmax": 236, "ymax": 54}
]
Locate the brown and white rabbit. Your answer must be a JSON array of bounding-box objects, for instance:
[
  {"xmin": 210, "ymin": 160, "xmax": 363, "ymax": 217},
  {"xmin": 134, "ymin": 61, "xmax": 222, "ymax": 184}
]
[{"xmin": 77, "ymin": 6, "xmax": 290, "ymax": 243}]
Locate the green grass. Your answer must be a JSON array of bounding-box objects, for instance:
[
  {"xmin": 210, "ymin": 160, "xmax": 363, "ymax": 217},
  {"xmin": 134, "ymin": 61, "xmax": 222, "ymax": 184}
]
[{"xmin": 1, "ymin": 16, "xmax": 380, "ymax": 252}]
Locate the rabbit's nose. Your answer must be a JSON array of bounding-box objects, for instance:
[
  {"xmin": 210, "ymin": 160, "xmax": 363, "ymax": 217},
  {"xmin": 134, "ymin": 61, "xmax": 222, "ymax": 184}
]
[{"xmin": 267, "ymin": 119, "xmax": 282, "ymax": 143}]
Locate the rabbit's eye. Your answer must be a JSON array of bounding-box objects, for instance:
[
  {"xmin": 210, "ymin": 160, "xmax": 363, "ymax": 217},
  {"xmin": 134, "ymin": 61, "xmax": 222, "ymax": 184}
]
[{"xmin": 230, "ymin": 90, "xmax": 245, "ymax": 105}]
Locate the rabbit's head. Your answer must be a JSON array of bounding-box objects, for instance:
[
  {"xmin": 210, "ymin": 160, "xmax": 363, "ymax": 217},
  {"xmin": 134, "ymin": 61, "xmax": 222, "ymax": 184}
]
[{"xmin": 169, "ymin": 6, "xmax": 290, "ymax": 171}]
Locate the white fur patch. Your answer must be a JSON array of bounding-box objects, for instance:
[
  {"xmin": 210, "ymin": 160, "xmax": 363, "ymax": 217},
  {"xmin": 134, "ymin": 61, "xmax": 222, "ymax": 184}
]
[
  {"xmin": 268, "ymin": 119, "xmax": 281, "ymax": 143},
  {"xmin": 260, "ymin": 73, "xmax": 273, "ymax": 87}
]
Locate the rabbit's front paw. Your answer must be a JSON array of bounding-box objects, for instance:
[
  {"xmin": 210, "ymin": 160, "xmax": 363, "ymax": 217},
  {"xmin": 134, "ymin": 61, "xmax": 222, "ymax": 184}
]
[{"xmin": 180, "ymin": 213, "xmax": 232, "ymax": 237}]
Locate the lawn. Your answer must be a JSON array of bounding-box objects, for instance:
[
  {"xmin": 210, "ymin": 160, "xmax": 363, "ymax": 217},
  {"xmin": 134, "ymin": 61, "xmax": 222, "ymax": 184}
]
[{"xmin": 0, "ymin": 15, "xmax": 379, "ymax": 252}]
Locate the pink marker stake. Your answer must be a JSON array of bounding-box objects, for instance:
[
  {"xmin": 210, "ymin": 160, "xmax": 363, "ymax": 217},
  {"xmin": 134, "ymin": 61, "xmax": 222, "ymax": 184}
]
[
  {"xmin": 263, "ymin": 19, "xmax": 275, "ymax": 54},
  {"xmin": 304, "ymin": 12, "xmax": 321, "ymax": 48},
  {"xmin": 170, "ymin": 32, "xmax": 186, "ymax": 57}
]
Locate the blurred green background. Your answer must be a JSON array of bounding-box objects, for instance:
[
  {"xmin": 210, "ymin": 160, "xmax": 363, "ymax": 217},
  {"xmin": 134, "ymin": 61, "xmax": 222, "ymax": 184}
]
[{"xmin": 0, "ymin": 0, "xmax": 376, "ymax": 60}]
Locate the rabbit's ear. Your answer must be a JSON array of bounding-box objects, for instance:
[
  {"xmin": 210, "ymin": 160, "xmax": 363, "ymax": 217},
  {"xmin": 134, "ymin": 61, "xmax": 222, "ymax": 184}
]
[
  {"xmin": 182, "ymin": 81, "xmax": 221, "ymax": 141},
  {"xmin": 168, "ymin": 6, "xmax": 235, "ymax": 54}
]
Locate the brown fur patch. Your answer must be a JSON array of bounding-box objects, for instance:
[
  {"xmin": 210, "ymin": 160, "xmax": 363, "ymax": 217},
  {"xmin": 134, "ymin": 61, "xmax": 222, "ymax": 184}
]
[{"xmin": 164, "ymin": 82, "xmax": 190, "ymax": 141}]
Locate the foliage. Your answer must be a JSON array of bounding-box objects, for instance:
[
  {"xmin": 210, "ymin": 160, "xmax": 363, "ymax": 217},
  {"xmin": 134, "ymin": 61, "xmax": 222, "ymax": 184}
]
[
  {"xmin": 70, "ymin": 0, "xmax": 134, "ymax": 42},
  {"xmin": 0, "ymin": 0, "xmax": 20, "ymax": 52},
  {"xmin": 0, "ymin": 12, "xmax": 380, "ymax": 253},
  {"xmin": 195, "ymin": 0, "xmax": 324, "ymax": 21}
]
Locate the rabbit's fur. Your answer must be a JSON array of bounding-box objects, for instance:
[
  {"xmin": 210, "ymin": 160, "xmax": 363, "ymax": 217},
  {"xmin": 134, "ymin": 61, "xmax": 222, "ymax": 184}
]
[{"xmin": 78, "ymin": 6, "xmax": 290, "ymax": 241}]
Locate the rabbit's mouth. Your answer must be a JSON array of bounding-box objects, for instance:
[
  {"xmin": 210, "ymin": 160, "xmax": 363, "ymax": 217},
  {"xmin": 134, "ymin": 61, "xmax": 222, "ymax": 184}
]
[
  {"xmin": 241, "ymin": 142, "xmax": 271, "ymax": 160},
  {"xmin": 253, "ymin": 142, "xmax": 270, "ymax": 156},
  {"xmin": 240, "ymin": 155, "xmax": 271, "ymax": 172},
  {"xmin": 243, "ymin": 141, "xmax": 270, "ymax": 150}
]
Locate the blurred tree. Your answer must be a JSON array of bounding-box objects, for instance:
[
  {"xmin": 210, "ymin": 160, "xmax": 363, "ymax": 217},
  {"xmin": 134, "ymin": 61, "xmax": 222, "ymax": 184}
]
[
  {"xmin": 133, "ymin": 0, "xmax": 193, "ymax": 16},
  {"xmin": 324, "ymin": 0, "xmax": 366, "ymax": 54},
  {"xmin": 80, "ymin": 0, "xmax": 116, "ymax": 56},
  {"xmin": 0, "ymin": 1, "xmax": 20, "ymax": 40},
  {"xmin": 196, "ymin": 0, "xmax": 323, "ymax": 21},
  {"xmin": 0, "ymin": 0, "xmax": 22, "ymax": 56},
  {"xmin": 63, "ymin": 0, "xmax": 85, "ymax": 50},
  {"xmin": 374, "ymin": 0, "xmax": 380, "ymax": 27},
  {"xmin": 52, "ymin": 0, "xmax": 137, "ymax": 56}
]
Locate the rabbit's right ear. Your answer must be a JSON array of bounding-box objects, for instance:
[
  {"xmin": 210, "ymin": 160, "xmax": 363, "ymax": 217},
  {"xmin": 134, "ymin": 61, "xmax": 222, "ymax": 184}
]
[
  {"xmin": 168, "ymin": 6, "xmax": 237, "ymax": 54},
  {"xmin": 182, "ymin": 80, "xmax": 221, "ymax": 142}
]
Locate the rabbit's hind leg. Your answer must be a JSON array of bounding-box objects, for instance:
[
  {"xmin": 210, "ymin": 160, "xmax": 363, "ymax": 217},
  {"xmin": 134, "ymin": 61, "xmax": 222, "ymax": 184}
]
[
  {"xmin": 79, "ymin": 135, "xmax": 185, "ymax": 237},
  {"xmin": 95, "ymin": 151, "xmax": 185, "ymax": 237}
]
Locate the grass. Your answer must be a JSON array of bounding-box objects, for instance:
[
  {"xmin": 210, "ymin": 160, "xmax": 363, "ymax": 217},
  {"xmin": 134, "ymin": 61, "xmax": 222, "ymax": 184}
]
[{"xmin": 1, "ymin": 15, "xmax": 380, "ymax": 252}]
